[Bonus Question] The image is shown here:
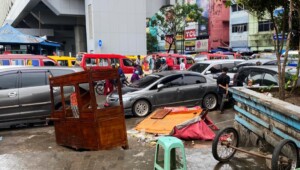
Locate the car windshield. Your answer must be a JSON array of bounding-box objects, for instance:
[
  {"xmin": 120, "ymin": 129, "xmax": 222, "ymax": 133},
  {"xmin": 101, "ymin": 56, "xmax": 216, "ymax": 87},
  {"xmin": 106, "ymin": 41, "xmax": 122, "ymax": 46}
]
[
  {"xmin": 188, "ymin": 63, "xmax": 210, "ymax": 73},
  {"xmin": 129, "ymin": 75, "xmax": 161, "ymax": 88}
]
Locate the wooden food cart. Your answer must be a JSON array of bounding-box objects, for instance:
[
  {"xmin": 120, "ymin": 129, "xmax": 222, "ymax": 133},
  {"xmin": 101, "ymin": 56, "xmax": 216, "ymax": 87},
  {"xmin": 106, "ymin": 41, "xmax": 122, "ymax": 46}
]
[{"xmin": 48, "ymin": 69, "xmax": 128, "ymax": 150}]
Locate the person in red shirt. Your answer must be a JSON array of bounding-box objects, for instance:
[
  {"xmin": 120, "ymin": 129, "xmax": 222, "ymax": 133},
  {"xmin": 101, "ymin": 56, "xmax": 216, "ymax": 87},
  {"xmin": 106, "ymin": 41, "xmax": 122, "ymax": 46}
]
[{"xmin": 166, "ymin": 55, "xmax": 174, "ymax": 70}]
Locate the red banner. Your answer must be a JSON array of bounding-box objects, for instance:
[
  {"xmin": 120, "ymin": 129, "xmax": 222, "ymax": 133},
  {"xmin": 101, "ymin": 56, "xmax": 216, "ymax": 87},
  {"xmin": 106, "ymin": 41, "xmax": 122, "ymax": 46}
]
[{"xmin": 184, "ymin": 29, "xmax": 196, "ymax": 40}]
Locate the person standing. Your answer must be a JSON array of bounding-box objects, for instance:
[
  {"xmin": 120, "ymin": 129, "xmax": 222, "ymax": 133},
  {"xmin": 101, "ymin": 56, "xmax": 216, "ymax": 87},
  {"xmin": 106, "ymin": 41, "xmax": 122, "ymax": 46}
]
[
  {"xmin": 149, "ymin": 55, "xmax": 155, "ymax": 73},
  {"xmin": 135, "ymin": 55, "xmax": 141, "ymax": 66},
  {"xmin": 217, "ymin": 67, "xmax": 230, "ymax": 114},
  {"xmin": 155, "ymin": 55, "xmax": 162, "ymax": 72},
  {"xmin": 166, "ymin": 55, "xmax": 174, "ymax": 70},
  {"xmin": 179, "ymin": 58, "xmax": 186, "ymax": 70}
]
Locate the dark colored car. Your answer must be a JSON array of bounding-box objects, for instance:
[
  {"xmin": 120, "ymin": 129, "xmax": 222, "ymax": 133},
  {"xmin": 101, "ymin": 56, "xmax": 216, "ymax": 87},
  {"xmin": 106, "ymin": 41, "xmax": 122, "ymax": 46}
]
[
  {"xmin": 106, "ymin": 71, "xmax": 218, "ymax": 117},
  {"xmin": 233, "ymin": 66, "xmax": 300, "ymax": 87},
  {"xmin": 0, "ymin": 66, "xmax": 83, "ymax": 128}
]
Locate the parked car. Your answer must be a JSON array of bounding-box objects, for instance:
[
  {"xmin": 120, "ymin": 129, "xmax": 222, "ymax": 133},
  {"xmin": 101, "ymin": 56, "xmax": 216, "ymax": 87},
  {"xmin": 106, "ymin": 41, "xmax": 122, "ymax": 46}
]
[
  {"xmin": 188, "ymin": 59, "xmax": 244, "ymax": 85},
  {"xmin": 106, "ymin": 71, "xmax": 218, "ymax": 117},
  {"xmin": 0, "ymin": 66, "xmax": 83, "ymax": 128},
  {"xmin": 236, "ymin": 59, "xmax": 299, "ymax": 69},
  {"xmin": 0, "ymin": 54, "xmax": 58, "ymax": 66},
  {"xmin": 48, "ymin": 56, "xmax": 76, "ymax": 67},
  {"xmin": 233, "ymin": 66, "xmax": 300, "ymax": 87},
  {"xmin": 77, "ymin": 53, "xmax": 135, "ymax": 74}
]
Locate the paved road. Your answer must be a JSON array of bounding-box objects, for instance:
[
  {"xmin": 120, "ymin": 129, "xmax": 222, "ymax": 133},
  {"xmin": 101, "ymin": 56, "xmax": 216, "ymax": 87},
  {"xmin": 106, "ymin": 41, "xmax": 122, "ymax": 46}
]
[{"xmin": 0, "ymin": 109, "xmax": 268, "ymax": 170}]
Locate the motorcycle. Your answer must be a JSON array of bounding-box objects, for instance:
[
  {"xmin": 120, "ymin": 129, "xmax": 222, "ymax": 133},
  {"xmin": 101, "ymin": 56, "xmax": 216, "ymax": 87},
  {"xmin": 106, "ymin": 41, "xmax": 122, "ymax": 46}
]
[{"xmin": 95, "ymin": 76, "xmax": 129, "ymax": 95}]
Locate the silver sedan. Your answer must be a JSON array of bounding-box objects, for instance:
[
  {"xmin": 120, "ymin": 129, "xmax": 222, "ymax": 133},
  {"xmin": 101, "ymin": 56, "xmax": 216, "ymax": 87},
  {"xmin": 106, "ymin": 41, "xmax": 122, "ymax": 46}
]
[{"xmin": 106, "ymin": 71, "xmax": 218, "ymax": 117}]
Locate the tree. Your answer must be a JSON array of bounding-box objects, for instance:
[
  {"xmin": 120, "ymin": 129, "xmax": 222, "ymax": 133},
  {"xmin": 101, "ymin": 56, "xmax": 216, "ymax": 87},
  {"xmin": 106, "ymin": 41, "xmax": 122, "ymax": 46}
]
[
  {"xmin": 235, "ymin": 0, "xmax": 298, "ymax": 100},
  {"xmin": 147, "ymin": 33, "xmax": 158, "ymax": 54},
  {"xmin": 150, "ymin": 3, "xmax": 203, "ymax": 53}
]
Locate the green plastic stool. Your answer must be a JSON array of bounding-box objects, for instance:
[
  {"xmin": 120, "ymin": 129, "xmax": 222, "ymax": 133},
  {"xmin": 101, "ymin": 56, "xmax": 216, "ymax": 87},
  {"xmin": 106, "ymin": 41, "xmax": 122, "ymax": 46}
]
[{"xmin": 154, "ymin": 136, "xmax": 187, "ymax": 170}]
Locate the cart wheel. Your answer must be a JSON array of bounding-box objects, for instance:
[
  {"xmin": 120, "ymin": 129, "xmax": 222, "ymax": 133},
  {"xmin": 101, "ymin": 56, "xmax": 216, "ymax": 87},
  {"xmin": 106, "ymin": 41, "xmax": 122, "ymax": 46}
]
[
  {"xmin": 271, "ymin": 139, "xmax": 299, "ymax": 170},
  {"xmin": 212, "ymin": 127, "xmax": 239, "ymax": 162}
]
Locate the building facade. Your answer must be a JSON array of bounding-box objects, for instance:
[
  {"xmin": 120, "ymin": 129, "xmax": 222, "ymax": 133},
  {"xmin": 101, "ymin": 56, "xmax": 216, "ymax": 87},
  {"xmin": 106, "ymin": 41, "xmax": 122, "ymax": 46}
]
[
  {"xmin": 229, "ymin": 3, "xmax": 249, "ymax": 52},
  {"xmin": 229, "ymin": 2, "xmax": 275, "ymax": 53},
  {"xmin": 0, "ymin": 0, "xmax": 153, "ymax": 56}
]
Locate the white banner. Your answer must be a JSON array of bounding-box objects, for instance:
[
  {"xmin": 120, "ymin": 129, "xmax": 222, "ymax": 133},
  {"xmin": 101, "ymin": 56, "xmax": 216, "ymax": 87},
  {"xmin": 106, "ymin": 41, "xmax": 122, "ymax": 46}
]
[{"xmin": 195, "ymin": 39, "xmax": 208, "ymax": 52}]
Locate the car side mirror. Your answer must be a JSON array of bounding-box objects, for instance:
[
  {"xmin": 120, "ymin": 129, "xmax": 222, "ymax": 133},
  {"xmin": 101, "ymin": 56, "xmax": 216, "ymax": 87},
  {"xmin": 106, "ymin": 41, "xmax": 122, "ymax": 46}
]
[
  {"xmin": 157, "ymin": 84, "xmax": 164, "ymax": 91},
  {"xmin": 206, "ymin": 71, "xmax": 211, "ymax": 74}
]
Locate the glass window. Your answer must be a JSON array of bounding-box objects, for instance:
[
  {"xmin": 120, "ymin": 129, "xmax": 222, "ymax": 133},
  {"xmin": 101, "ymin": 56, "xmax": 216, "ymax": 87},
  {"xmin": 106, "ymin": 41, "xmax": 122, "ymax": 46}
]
[
  {"xmin": 0, "ymin": 59, "xmax": 10, "ymax": 66},
  {"xmin": 26, "ymin": 59, "xmax": 40, "ymax": 66},
  {"xmin": 21, "ymin": 72, "xmax": 47, "ymax": 88},
  {"xmin": 160, "ymin": 75, "xmax": 183, "ymax": 88},
  {"xmin": 262, "ymin": 73, "xmax": 278, "ymax": 86},
  {"xmin": 123, "ymin": 59, "xmax": 134, "ymax": 67},
  {"xmin": 208, "ymin": 64, "xmax": 221, "ymax": 74},
  {"xmin": 247, "ymin": 71, "xmax": 263, "ymax": 86},
  {"xmin": 57, "ymin": 60, "xmax": 68, "ymax": 66},
  {"xmin": 111, "ymin": 58, "xmax": 120, "ymax": 66},
  {"xmin": 232, "ymin": 24, "xmax": 247, "ymax": 33},
  {"xmin": 186, "ymin": 58, "xmax": 194, "ymax": 64},
  {"xmin": 85, "ymin": 58, "xmax": 98, "ymax": 66},
  {"xmin": 222, "ymin": 63, "xmax": 235, "ymax": 72},
  {"xmin": 11, "ymin": 59, "xmax": 24, "ymax": 65},
  {"xmin": 71, "ymin": 61, "xmax": 76, "ymax": 66},
  {"xmin": 99, "ymin": 58, "xmax": 108, "ymax": 66},
  {"xmin": 183, "ymin": 74, "xmax": 206, "ymax": 85},
  {"xmin": 129, "ymin": 75, "xmax": 161, "ymax": 88},
  {"xmin": 43, "ymin": 60, "xmax": 56, "ymax": 66},
  {"xmin": 231, "ymin": 4, "xmax": 244, "ymax": 12},
  {"xmin": 258, "ymin": 20, "xmax": 274, "ymax": 32},
  {"xmin": 188, "ymin": 63, "xmax": 210, "ymax": 73},
  {"xmin": 0, "ymin": 72, "xmax": 18, "ymax": 89},
  {"xmin": 231, "ymin": 4, "xmax": 237, "ymax": 12}
]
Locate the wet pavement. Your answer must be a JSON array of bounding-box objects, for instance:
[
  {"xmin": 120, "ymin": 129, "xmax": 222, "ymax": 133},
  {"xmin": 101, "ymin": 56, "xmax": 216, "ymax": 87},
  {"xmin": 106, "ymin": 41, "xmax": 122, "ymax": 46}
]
[{"xmin": 0, "ymin": 109, "xmax": 269, "ymax": 170}]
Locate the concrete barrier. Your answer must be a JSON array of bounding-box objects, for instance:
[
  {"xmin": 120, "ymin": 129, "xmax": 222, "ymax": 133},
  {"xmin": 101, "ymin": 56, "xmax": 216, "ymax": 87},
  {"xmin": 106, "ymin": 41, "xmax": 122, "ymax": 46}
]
[{"xmin": 229, "ymin": 87, "xmax": 300, "ymax": 149}]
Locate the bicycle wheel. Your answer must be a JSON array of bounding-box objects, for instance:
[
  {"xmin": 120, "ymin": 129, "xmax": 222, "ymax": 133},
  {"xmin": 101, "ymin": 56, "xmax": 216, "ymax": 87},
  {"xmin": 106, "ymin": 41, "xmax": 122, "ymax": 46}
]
[
  {"xmin": 212, "ymin": 127, "xmax": 239, "ymax": 162},
  {"xmin": 272, "ymin": 139, "xmax": 299, "ymax": 170}
]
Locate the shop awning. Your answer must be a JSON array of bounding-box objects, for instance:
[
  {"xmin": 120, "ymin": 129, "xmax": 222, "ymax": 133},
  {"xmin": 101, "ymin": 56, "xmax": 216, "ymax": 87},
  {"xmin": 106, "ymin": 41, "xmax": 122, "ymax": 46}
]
[
  {"xmin": 0, "ymin": 24, "xmax": 61, "ymax": 47},
  {"xmin": 232, "ymin": 47, "xmax": 252, "ymax": 52}
]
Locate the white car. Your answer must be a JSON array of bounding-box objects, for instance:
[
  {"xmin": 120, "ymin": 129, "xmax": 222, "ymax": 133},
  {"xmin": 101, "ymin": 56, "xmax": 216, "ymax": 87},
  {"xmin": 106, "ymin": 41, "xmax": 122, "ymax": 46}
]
[{"xmin": 188, "ymin": 59, "xmax": 245, "ymax": 85}]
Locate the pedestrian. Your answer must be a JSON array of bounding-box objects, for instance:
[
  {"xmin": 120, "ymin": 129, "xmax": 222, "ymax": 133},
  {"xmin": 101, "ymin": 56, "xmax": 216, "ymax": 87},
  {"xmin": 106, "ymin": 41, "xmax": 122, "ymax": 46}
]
[
  {"xmin": 131, "ymin": 66, "xmax": 140, "ymax": 83},
  {"xmin": 155, "ymin": 55, "xmax": 162, "ymax": 72},
  {"xmin": 217, "ymin": 67, "xmax": 230, "ymax": 114},
  {"xmin": 166, "ymin": 55, "xmax": 174, "ymax": 70},
  {"xmin": 180, "ymin": 58, "xmax": 186, "ymax": 70},
  {"xmin": 135, "ymin": 55, "xmax": 141, "ymax": 66},
  {"xmin": 149, "ymin": 55, "xmax": 155, "ymax": 73}
]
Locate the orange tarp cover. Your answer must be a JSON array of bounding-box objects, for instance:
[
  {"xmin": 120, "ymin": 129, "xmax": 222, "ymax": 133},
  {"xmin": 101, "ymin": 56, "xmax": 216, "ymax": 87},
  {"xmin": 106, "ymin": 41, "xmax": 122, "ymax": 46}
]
[{"xmin": 135, "ymin": 106, "xmax": 203, "ymax": 135}]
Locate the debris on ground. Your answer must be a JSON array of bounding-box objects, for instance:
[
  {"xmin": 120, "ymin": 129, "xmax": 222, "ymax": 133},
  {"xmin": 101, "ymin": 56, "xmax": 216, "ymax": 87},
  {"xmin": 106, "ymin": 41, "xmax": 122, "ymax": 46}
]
[{"xmin": 131, "ymin": 106, "xmax": 218, "ymax": 143}]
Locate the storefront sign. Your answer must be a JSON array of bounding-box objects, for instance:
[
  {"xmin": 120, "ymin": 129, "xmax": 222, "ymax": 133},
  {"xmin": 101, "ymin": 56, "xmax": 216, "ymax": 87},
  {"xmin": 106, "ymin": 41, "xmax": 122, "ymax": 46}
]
[
  {"xmin": 184, "ymin": 40, "xmax": 196, "ymax": 52},
  {"xmin": 195, "ymin": 39, "xmax": 208, "ymax": 52},
  {"xmin": 176, "ymin": 34, "xmax": 183, "ymax": 40},
  {"xmin": 184, "ymin": 29, "xmax": 197, "ymax": 40}
]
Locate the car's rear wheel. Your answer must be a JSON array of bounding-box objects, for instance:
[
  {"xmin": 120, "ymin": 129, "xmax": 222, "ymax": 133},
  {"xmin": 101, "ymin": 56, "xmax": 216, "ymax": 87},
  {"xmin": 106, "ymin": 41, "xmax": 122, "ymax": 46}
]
[
  {"xmin": 133, "ymin": 100, "xmax": 150, "ymax": 117},
  {"xmin": 202, "ymin": 93, "xmax": 217, "ymax": 110}
]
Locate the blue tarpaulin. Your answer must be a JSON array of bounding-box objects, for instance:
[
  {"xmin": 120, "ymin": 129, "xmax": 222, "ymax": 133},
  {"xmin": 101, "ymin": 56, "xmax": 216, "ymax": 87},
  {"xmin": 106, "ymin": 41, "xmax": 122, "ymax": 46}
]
[{"xmin": 0, "ymin": 24, "xmax": 60, "ymax": 47}]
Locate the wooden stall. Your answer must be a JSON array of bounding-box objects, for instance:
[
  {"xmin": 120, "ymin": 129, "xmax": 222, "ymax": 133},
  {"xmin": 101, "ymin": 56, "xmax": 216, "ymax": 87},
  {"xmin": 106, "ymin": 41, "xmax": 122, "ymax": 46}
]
[{"xmin": 48, "ymin": 69, "xmax": 128, "ymax": 150}]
